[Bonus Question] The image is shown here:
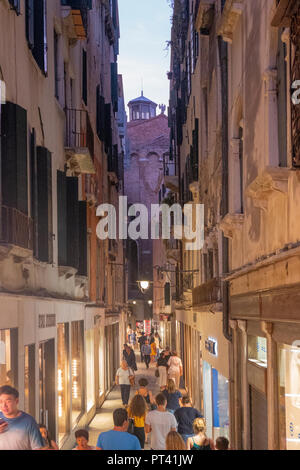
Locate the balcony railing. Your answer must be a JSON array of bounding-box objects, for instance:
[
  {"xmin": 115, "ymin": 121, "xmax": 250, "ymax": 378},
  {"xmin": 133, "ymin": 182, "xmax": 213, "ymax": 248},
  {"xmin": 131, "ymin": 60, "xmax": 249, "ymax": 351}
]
[
  {"xmin": 192, "ymin": 278, "xmax": 221, "ymax": 307},
  {"xmin": 65, "ymin": 108, "xmax": 94, "ymax": 158},
  {"xmin": 1, "ymin": 205, "xmax": 33, "ymax": 251}
]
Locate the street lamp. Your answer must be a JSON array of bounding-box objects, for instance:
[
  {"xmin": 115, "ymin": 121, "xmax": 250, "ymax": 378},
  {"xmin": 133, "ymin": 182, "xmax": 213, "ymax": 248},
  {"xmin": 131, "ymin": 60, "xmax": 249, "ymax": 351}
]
[{"xmin": 137, "ymin": 280, "xmax": 151, "ymax": 293}]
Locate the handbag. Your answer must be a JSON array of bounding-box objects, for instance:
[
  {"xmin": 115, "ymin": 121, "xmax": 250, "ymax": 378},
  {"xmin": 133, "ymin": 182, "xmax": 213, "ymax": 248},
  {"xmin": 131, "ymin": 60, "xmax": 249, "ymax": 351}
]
[
  {"xmin": 129, "ymin": 369, "xmax": 135, "ymax": 386},
  {"xmin": 127, "ymin": 418, "xmax": 135, "ymax": 434},
  {"xmin": 155, "ymin": 368, "xmax": 160, "ymax": 378}
]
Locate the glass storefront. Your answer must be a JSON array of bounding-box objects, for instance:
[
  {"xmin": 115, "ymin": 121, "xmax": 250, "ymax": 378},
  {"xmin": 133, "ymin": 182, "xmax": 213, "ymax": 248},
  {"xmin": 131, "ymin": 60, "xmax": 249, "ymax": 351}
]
[
  {"xmin": 57, "ymin": 323, "xmax": 70, "ymax": 444},
  {"xmin": 202, "ymin": 361, "xmax": 229, "ymax": 440},
  {"xmin": 86, "ymin": 329, "xmax": 95, "ymax": 412},
  {"xmin": 0, "ymin": 328, "xmax": 18, "ymax": 387},
  {"xmin": 71, "ymin": 321, "xmax": 84, "ymax": 426},
  {"xmin": 278, "ymin": 343, "xmax": 300, "ymax": 450},
  {"xmin": 24, "ymin": 344, "xmax": 35, "ymax": 418}
]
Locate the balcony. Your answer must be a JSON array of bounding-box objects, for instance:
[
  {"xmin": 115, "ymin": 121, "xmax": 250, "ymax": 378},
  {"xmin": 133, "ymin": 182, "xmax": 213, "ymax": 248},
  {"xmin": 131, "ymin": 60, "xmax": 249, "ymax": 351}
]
[
  {"xmin": 192, "ymin": 278, "xmax": 222, "ymax": 309},
  {"xmin": 64, "ymin": 108, "xmax": 95, "ymax": 175},
  {"xmin": 0, "ymin": 205, "xmax": 33, "ymax": 252},
  {"xmin": 61, "ymin": 0, "xmax": 92, "ymax": 40},
  {"xmin": 163, "ymin": 154, "xmax": 179, "ymax": 192},
  {"xmin": 163, "ymin": 238, "xmax": 180, "ymax": 262}
]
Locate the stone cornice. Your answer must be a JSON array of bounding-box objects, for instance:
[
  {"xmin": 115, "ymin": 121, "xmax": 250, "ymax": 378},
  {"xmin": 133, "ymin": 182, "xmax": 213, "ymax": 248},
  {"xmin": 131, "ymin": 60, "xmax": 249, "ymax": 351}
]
[
  {"xmin": 245, "ymin": 167, "xmax": 290, "ymax": 212},
  {"xmin": 195, "ymin": 0, "xmax": 215, "ymax": 31},
  {"xmin": 217, "ymin": 0, "xmax": 244, "ymax": 43},
  {"xmin": 219, "ymin": 213, "xmax": 244, "ymax": 239}
]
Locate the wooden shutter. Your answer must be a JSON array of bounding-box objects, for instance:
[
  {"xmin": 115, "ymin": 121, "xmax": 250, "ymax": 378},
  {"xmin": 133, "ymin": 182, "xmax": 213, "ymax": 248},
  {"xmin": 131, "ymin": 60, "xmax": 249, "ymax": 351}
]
[
  {"xmin": 33, "ymin": 0, "xmax": 47, "ymax": 74},
  {"xmin": 165, "ymin": 282, "xmax": 171, "ymax": 306},
  {"xmin": 1, "ymin": 102, "xmax": 28, "ymax": 214},
  {"xmin": 25, "ymin": 0, "xmax": 35, "ymax": 49},
  {"xmin": 82, "ymin": 49, "xmax": 87, "ymax": 105},
  {"xmin": 78, "ymin": 201, "xmax": 87, "ymax": 276},
  {"xmin": 37, "ymin": 146, "xmax": 52, "ymax": 262},
  {"xmin": 67, "ymin": 177, "xmax": 79, "ymax": 270},
  {"xmin": 57, "ymin": 171, "xmax": 67, "ymax": 267},
  {"xmin": 30, "ymin": 129, "xmax": 38, "ymax": 255}
]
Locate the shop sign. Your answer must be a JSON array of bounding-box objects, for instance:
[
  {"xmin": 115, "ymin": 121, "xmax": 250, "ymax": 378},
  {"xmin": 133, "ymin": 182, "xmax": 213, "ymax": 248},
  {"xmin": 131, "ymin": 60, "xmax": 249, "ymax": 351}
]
[{"xmin": 205, "ymin": 337, "xmax": 218, "ymax": 356}]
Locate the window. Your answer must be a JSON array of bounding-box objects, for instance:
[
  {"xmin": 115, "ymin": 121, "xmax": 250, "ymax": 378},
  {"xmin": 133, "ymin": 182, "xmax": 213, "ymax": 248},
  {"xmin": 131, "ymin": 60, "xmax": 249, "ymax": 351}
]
[
  {"xmin": 57, "ymin": 323, "xmax": 70, "ymax": 444},
  {"xmin": 0, "ymin": 329, "xmax": 18, "ymax": 388},
  {"xmin": 71, "ymin": 321, "xmax": 84, "ymax": 425},
  {"xmin": 132, "ymin": 105, "xmax": 140, "ymax": 120},
  {"xmin": 36, "ymin": 146, "xmax": 53, "ymax": 263},
  {"xmin": 24, "ymin": 345, "xmax": 35, "ymax": 418},
  {"xmin": 248, "ymin": 335, "xmax": 267, "ymax": 367}
]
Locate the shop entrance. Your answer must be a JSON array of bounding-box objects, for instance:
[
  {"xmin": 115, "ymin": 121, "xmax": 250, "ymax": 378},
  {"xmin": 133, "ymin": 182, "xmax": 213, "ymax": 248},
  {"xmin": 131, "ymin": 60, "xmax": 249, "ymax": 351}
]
[
  {"xmin": 39, "ymin": 339, "xmax": 55, "ymax": 440},
  {"xmin": 249, "ymin": 386, "xmax": 268, "ymax": 450}
]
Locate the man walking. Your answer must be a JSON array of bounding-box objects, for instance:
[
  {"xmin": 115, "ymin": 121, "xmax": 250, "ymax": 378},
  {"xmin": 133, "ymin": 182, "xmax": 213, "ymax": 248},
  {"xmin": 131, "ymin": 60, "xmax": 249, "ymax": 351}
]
[
  {"xmin": 138, "ymin": 332, "xmax": 146, "ymax": 362},
  {"xmin": 145, "ymin": 393, "xmax": 177, "ymax": 450},
  {"xmin": 123, "ymin": 344, "xmax": 137, "ymax": 371},
  {"xmin": 0, "ymin": 385, "xmax": 44, "ymax": 450},
  {"xmin": 96, "ymin": 408, "xmax": 141, "ymax": 450},
  {"xmin": 141, "ymin": 340, "xmax": 151, "ymax": 369},
  {"xmin": 174, "ymin": 395, "xmax": 203, "ymax": 444}
]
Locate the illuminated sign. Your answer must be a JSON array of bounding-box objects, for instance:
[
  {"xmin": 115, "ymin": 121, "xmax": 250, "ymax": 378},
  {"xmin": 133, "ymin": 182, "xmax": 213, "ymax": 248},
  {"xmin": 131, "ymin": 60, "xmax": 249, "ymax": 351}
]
[{"xmin": 205, "ymin": 337, "xmax": 218, "ymax": 356}]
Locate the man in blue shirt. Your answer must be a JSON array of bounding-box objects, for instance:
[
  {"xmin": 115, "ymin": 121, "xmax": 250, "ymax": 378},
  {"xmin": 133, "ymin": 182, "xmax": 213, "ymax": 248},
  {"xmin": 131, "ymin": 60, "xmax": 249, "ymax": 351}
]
[
  {"xmin": 174, "ymin": 395, "xmax": 203, "ymax": 444},
  {"xmin": 141, "ymin": 340, "xmax": 151, "ymax": 369},
  {"xmin": 96, "ymin": 408, "xmax": 141, "ymax": 450},
  {"xmin": 0, "ymin": 385, "xmax": 44, "ymax": 450}
]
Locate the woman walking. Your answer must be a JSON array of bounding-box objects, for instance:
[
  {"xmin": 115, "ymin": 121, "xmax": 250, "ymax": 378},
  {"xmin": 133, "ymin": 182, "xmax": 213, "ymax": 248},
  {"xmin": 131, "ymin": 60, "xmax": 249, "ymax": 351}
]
[
  {"xmin": 156, "ymin": 350, "xmax": 169, "ymax": 390},
  {"xmin": 136, "ymin": 378, "xmax": 156, "ymax": 410},
  {"xmin": 167, "ymin": 352, "xmax": 183, "ymax": 389},
  {"xmin": 162, "ymin": 379, "xmax": 182, "ymax": 414},
  {"xmin": 128, "ymin": 394, "xmax": 147, "ymax": 449},
  {"xmin": 150, "ymin": 341, "xmax": 157, "ymax": 364},
  {"xmin": 186, "ymin": 418, "xmax": 215, "ymax": 450},
  {"xmin": 115, "ymin": 360, "xmax": 134, "ymax": 408}
]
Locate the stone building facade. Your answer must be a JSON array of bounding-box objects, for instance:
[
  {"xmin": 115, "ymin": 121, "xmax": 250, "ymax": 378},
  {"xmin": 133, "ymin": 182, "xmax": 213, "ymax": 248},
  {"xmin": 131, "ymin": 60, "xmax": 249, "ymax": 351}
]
[{"xmin": 0, "ymin": 0, "xmax": 127, "ymax": 449}]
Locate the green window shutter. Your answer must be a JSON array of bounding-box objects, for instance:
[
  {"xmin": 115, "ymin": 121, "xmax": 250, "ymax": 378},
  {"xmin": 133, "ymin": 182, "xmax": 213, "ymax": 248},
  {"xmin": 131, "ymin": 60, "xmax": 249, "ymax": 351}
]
[
  {"xmin": 25, "ymin": 0, "xmax": 35, "ymax": 49},
  {"xmin": 66, "ymin": 177, "xmax": 79, "ymax": 270},
  {"xmin": 78, "ymin": 201, "xmax": 87, "ymax": 276},
  {"xmin": 57, "ymin": 171, "xmax": 67, "ymax": 267},
  {"xmin": 16, "ymin": 105, "xmax": 28, "ymax": 215},
  {"xmin": 37, "ymin": 147, "xmax": 52, "ymax": 262}
]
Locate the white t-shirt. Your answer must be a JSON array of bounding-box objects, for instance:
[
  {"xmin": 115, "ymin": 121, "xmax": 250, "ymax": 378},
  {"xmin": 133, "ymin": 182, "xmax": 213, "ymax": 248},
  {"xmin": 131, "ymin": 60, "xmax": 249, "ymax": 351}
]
[
  {"xmin": 168, "ymin": 356, "xmax": 182, "ymax": 375},
  {"xmin": 116, "ymin": 367, "xmax": 133, "ymax": 385},
  {"xmin": 145, "ymin": 410, "xmax": 177, "ymax": 450}
]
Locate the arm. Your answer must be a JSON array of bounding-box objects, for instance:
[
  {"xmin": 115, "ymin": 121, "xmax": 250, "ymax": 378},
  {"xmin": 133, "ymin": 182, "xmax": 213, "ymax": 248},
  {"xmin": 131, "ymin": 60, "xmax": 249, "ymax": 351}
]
[
  {"xmin": 145, "ymin": 423, "xmax": 151, "ymax": 433},
  {"xmin": 186, "ymin": 438, "xmax": 193, "ymax": 450}
]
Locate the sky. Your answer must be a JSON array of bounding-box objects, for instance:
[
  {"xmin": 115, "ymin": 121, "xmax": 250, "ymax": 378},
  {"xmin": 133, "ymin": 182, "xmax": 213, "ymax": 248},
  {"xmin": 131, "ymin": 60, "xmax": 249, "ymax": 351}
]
[{"xmin": 118, "ymin": 0, "xmax": 172, "ymax": 115}]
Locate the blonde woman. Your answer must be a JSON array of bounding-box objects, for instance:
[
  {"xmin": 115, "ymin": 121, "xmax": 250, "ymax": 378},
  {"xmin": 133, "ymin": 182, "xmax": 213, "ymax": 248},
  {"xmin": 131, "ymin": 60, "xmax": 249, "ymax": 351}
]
[
  {"xmin": 166, "ymin": 431, "xmax": 186, "ymax": 450},
  {"xmin": 186, "ymin": 418, "xmax": 215, "ymax": 450},
  {"xmin": 167, "ymin": 352, "xmax": 183, "ymax": 388}
]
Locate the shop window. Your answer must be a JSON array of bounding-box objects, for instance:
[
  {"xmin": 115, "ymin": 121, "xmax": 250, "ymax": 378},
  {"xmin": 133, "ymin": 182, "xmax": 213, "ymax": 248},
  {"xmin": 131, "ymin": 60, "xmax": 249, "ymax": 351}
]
[
  {"xmin": 0, "ymin": 329, "xmax": 18, "ymax": 388},
  {"xmin": 71, "ymin": 321, "xmax": 84, "ymax": 426},
  {"xmin": 24, "ymin": 344, "xmax": 35, "ymax": 418},
  {"xmin": 85, "ymin": 329, "xmax": 95, "ymax": 412},
  {"xmin": 278, "ymin": 343, "xmax": 300, "ymax": 450},
  {"xmin": 57, "ymin": 323, "xmax": 70, "ymax": 444},
  {"xmin": 248, "ymin": 335, "xmax": 267, "ymax": 367}
]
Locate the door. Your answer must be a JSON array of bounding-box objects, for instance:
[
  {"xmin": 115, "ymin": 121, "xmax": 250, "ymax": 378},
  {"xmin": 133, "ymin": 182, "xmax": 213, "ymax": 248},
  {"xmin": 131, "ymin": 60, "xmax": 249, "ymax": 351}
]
[
  {"xmin": 249, "ymin": 386, "xmax": 268, "ymax": 450},
  {"xmin": 39, "ymin": 340, "xmax": 55, "ymax": 440}
]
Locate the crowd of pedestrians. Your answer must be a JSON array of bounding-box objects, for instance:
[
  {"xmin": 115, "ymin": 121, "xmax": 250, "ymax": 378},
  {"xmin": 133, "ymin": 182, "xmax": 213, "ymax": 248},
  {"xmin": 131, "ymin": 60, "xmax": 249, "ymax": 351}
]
[{"xmin": 0, "ymin": 329, "xmax": 230, "ymax": 451}]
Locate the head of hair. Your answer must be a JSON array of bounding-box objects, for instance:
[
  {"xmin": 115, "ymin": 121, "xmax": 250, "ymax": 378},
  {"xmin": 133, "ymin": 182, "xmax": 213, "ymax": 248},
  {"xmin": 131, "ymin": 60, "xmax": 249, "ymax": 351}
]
[
  {"xmin": 193, "ymin": 417, "xmax": 206, "ymax": 434},
  {"xmin": 0, "ymin": 385, "xmax": 19, "ymax": 399},
  {"xmin": 216, "ymin": 436, "xmax": 229, "ymax": 450},
  {"xmin": 129, "ymin": 395, "xmax": 147, "ymax": 418},
  {"xmin": 182, "ymin": 395, "xmax": 191, "ymax": 405},
  {"xmin": 75, "ymin": 429, "xmax": 89, "ymax": 441},
  {"xmin": 166, "ymin": 431, "xmax": 186, "ymax": 451},
  {"xmin": 138, "ymin": 378, "xmax": 148, "ymax": 388},
  {"xmin": 172, "ymin": 351, "xmax": 178, "ymax": 357},
  {"xmin": 167, "ymin": 379, "xmax": 176, "ymax": 393},
  {"xmin": 155, "ymin": 393, "xmax": 167, "ymax": 407},
  {"xmin": 113, "ymin": 408, "xmax": 128, "ymax": 427}
]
